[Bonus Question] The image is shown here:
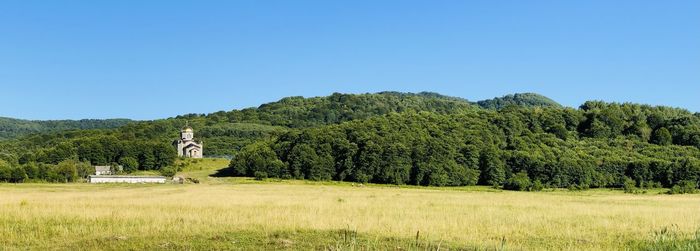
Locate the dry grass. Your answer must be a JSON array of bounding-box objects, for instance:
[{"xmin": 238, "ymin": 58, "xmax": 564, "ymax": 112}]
[{"xmin": 0, "ymin": 159, "xmax": 699, "ymax": 250}]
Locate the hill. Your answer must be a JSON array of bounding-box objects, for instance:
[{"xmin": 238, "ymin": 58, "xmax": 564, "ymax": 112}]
[
  {"xmin": 0, "ymin": 117, "xmax": 133, "ymax": 140},
  {"xmin": 0, "ymin": 92, "xmax": 476, "ymax": 161},
  {"xmin": 222, "ymin": 91, "xmax": 474, "ymax": 128},
  {"xmin": 477, "ymin": 93, "xmax": 562, "ymax": 109},
  {"xmin": 1, "ymin": 91, "xmax": 700, "ymax": 192}
]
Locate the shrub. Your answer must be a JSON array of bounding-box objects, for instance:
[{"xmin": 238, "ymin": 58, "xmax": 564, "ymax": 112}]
[
  {"xmin": 9, "ymin": 166, "xmax": 28, "ymax": 183},
  {"xmin": 531, "ymin": 180, "xmax": 544, "ymax": 191},
  {"xmin": 503, "ymin": 172, "xmax": 531, "ymax": 191},
  {"xmin": 668, "ymin": 180, "xmax": 698, "ymax": 194},
  {"xmin": 641, "ymin": 181, "xmax": 662, "ymax": 189},
  {"xmin": 623, "ymin": 178, "xmax": 638, "ymax": 194},
  {"xmin": 254, "ymin": 171, "xmax": 268, "ymax": 181},
  {"xmin": 55, "ymin": 160, "xmax": 79, "ymax": 183},
  {"xmin": 159, "ymin": 166, "xmax": 177, "ymax": 177}
]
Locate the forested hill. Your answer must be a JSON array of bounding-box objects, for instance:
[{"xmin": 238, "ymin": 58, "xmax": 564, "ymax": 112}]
[
  {"xmin": 477, "ymin": 93, "xmax": 562, "ymax": 110},
  {"xmin": 0, "ymin": 92, "xmax": 479, "ymax": 159},
  {"xmin": 232, "ymin": 100, "xmax": 700, "ymax": 190},
  {"xmin": 2, "ymin": 91, "xmax": 700, "ymax": 192},
  {"xmin": 216, "ymin": 91, "xmax": 474, "ymax": 128},
  {"xmin": 0, "ymin": 117, "xmax": 133, "ymax": 140}
]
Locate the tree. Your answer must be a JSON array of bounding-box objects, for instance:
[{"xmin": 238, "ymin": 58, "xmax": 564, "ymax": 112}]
[
  {"xmin": 503, "ymin": 172, "xmax": 532, "ymax": 191},
  {"xmin": 0, "ymin": 160, "xmax": 12, "ymax": 182},
  {"xmin": 479, "ymin": 148, "xmax": 506, "ymax": 186},
  {"xmin": 622, "ymin": 177, "xmax": 638, "ymax": 193},
  {"xmin": 9, "ymin": 167, "xmax": 28, "ymax": 183},
  {"xmin": 651, "ymin": 127, "xmax": 672, "ymax": 146},
  {"xmin": 75, "ymin": 161, "xmax": 93, "ymax": 178},
  {"xmin": 55, "ymin": 160, "xmax": 79, "ymax": 182},
  {"xmin": 22, "ymin": 162, "xmax": 39, "ymax": 180},
  {"xmin": 229, "ymin": 141, "xmax": 284, "ymax": 177},
  {"xmin": 118, "ymin": 157, "xmax": 139, "ymax": 173},
  {"xmin": 139, "ymin": 150, "xmax": 156, "ymax": 170},
  {"xmin": 153, "ymin": 143, "xmax": 177, "ymax": 169}
]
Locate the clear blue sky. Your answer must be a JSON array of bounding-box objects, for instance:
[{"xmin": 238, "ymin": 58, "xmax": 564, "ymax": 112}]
[{"xmin": 1, "ymin": 0, "xmax": 698, "ymax": 120}]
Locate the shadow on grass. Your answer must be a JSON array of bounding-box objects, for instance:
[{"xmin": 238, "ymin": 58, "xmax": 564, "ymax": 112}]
[{"xmin": 208, "ymin": 166, "xmax": 237, "ymax": 177}]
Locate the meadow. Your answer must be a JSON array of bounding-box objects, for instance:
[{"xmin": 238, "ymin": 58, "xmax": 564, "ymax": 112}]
[{"xmin": 0, "ymin": 159, "xmax": 699, "ymax": 250}]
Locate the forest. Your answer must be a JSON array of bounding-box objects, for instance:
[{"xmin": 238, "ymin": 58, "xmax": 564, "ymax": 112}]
[
  {"xmin": 0, "ymin": 117, "xmax": 133, "ymax": 140},
  {"xmin": 1, "ymin": 92, "xmax": 699, "ymax": 192}
]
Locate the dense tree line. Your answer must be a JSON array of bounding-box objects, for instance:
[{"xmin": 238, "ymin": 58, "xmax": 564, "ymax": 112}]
[
  {"xmin": 230, "ymin": 103, "xmax": 700, "ymax": 190},
  {"xmin": 0, "ymin": 117, "xmax": 132, "ymax": 140},
  {"xmin": 0, "ymin": 158, "xmax": 93, "ymax": 183}
]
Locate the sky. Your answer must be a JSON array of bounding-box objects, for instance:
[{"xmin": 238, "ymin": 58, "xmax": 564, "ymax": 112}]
[{"xmin": 0, "ymin": 0, "xmax": 698, "ymax": 120}]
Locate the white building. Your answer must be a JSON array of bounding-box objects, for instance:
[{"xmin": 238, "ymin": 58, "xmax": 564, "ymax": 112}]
[
  {"xmin": 94, "ymin": 165, "xmax": 123, "ymax": 175},
  {"xmin": 88, "ymin": 175, "xmax": 166, "ymax": 184},
  {"xmin": 173, "ymin": 125, "xmax": 203, "ymax": 158},
  {"xmin": 94, "ymin": 166, "xmax": 112, "ymax": 175}
]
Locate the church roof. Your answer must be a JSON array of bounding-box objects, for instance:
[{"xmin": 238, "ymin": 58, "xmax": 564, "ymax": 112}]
[{"xmin": 183, "ymin": 142, "xmax": 202, "ymax": 150}]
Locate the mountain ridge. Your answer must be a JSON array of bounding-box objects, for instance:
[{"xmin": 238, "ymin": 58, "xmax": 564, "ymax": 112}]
[{"xmin": 0, "ymin": 117, "xmax": 133, "ymax": 140}]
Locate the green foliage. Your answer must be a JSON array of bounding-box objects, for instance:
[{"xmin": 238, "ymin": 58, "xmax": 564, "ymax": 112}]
[
  {"xmin": 3, "ymin": 91, "xmax": 700, "ymax": 188},
  {"xmin": 55, "ymin": 160, "xmax": 80, "ymax": 183},
  {"xmin": 226, "ymin": 105, "xmax": 700, "ymax": 189},
  {"xmin": 0, "ymin": 117, "xmax": 132, "ymax": 140},
  {"xmin": 479, "ymin": 148, "xmax": 506, "ymax": 187},
  {"xmin": 0, "ymin": 159, "xmax": 27, "ymax": 183},
  {"xmin": 503, "ymin": 172, "xmax": 532, "ymax": 191},
  {"xmin": 531, "ymin": 180, "xmax": 544, "ymax": 191},
  {"xmin": 623, "ymin": 177, "xmax": 638, "ymax": 193},
  {"xmin": 652, "ymin": 127, "xmax": 673, "ymax": 146},
  {"xmin": 159, "ymin": 166, "xmax": 178, "ymax": 177},
  {"xmin": 75, "ymin": 161, "xmax": 94, "ymax": 179},
  {"xmin": 118, "ymin": 157, "xmax": 139, "ymax": 172},
  {"xmin": 254, "ymin": 171, "xmax": 268, "ymax": 180},
  {"xmin": 229, "ymin": 141, "xmax": 285, "ymax": 178},
  {"xmin": 477, "ymin": 93, "xmax": 562, "ymax": 110},
  {"xmin": 667, "ymin": 180, "xmax": 698, "ymax": 194}
]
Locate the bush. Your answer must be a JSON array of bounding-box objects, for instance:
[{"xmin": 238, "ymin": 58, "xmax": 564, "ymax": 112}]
[
  {"xmin": 55, "ymin": 160, "xmax": 79, "ymax": 183},
  {"xmin": 531, "ymin": 180, "xmax": 544, "ymax": 191},
  {"xmin": 623, "ymin": 178, "xmax": 638, "ymax": 194},
  {"xmin": 503, "ymin": 172, "xmax": 531, "ymax": 191},
  {"xmin": 159, "ymin": 166, "xmax": 177, "ymax": 177},
  {"xmin": 9, "ymin": 166, "xmax": 28, "ymax": 183},
  {"xmin": 254, "ymin": 171, "xmax": 268, "ymax": 181},
  {"xmin": 641, "ymin": 181, "xmax": 662, "ymax": 189},
  {"xmin": 668, "ymin": 180, "xmax": 698, "ymax": 194}
]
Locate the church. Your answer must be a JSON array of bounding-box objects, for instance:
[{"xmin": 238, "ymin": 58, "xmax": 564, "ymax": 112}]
[{"xmin": 174, "ymin": 125, "xmax": 203, "ymax": 158}]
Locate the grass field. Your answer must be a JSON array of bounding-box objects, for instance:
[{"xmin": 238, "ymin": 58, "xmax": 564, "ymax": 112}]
[{"xmin": 1, "ymin": 158, "xmax": 699, "ymax": 250}]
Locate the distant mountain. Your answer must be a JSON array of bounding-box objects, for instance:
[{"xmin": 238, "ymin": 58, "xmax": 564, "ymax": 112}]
[
  {"xmin": 0, "ymin": 117, "xmax": 133, "ymax": 140},
  {"xmin": 477, "ymin": 93, "xmax": 562, "ymax": 109}
]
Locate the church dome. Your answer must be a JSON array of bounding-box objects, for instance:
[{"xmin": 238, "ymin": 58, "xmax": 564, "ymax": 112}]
[{"xmin": 182, "ymin": 126, "xmax": 193, "ymax": 132}]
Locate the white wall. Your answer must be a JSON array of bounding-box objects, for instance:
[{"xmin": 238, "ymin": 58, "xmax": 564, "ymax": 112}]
[{"xmin": 89, "ymin": 176, "xmax": 166, "ymax": 184}]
